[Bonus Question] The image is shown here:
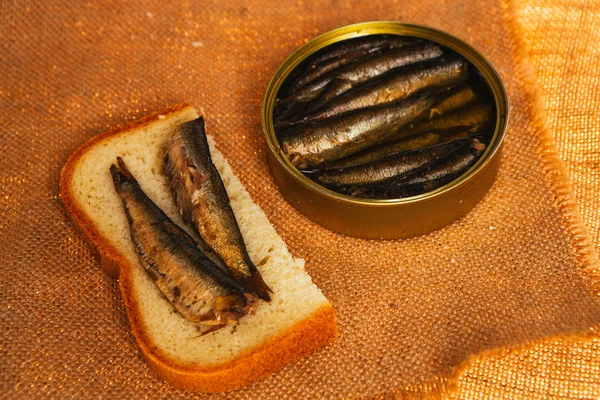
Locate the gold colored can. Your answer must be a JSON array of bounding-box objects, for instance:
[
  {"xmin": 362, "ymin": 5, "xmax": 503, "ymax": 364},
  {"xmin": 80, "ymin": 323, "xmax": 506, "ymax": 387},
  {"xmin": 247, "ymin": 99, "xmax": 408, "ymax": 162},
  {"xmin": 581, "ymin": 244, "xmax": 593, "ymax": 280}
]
[{"xmin": 261, "ymin": 21, "xmax": 508, "ymax": 239}]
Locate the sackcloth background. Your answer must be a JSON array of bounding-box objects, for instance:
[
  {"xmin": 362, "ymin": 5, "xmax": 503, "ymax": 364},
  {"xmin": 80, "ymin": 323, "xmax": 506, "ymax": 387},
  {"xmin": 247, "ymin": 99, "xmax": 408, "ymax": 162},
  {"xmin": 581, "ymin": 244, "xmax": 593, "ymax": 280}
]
[{"xmin": 1, "ymin": 0, "xmax": 599, "ymax": 398}]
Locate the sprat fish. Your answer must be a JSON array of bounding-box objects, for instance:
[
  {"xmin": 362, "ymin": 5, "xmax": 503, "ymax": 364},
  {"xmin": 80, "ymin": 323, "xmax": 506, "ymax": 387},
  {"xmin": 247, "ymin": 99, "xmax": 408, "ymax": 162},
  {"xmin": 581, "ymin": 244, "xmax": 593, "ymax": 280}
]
[
  {"xmin": 110, "ymin": 157, "xmax": 253, "ymax": 327},
  {"xmin": 280, "ymin": 94, "xmax": 434, "ymax": 169},
  {"xmin": 164, "ymin": 118, "xmax": 272, "ymax": 301},
  {"xmin": 296, "ymin": 56, "xmax": 467, "ymax": 125}
]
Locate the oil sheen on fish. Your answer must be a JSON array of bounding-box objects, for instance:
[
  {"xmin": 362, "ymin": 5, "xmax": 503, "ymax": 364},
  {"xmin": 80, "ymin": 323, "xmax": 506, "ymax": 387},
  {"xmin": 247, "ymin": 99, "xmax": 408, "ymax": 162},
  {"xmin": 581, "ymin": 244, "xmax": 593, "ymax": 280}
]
[
  {"xmin": 388, "ymin": 103, "xmax": 493, "ymax": 141},
  {"xmin": 429, "ymin": 85, "xmax": 477, "ymax": 117},
  {"xmin": 110, "ymin": 157, "xmax": 252, "ymax": 326},
  {"xmin": 315, "ymin": 137, "xmax": 468, "ymax": 187},
  {"xmin": 164, "ymin": 118, "xmax": 272, "ymax": 301},
  {"xmin": 288, "ymin": 36, "xmax": 420, "ymax": 93},
  {"xmin": 280, "ymin": 94, "xmax": 434, "ymax": 169},
  {"xmin": 298, "ymin": 56, "xmax": 468, "ymax": 123},
  {"xmin": 397, "ymin": 138, "xmax": 486, "ymax": 186},
  {"xmin": 324, "ymin": 132, "xmax": 441, "ymax": 170},
  {"xmin": 290, "ymin": 51, "xmax": 372, "ymax": 94},
  {"xmin": 323, "ymin": 129, "xmax": 476, "ymax": 170},
  {"xmin": 303, "ymin": 42, "xmax": 443, "ymax": 111},
  {"xmin": 301, "ymin": 35, "xmax": 417, "ymax": 71},
  {"xmin": 276, "ymin": 40, "xmax": 438, "ymax": 121},
  {"xmin": 348, "ymin": 137, "xmax": 486, "ymax": 199},
  {"xmin": 381, "ymin": 137, "xmax": 487, "ymax": 195}
]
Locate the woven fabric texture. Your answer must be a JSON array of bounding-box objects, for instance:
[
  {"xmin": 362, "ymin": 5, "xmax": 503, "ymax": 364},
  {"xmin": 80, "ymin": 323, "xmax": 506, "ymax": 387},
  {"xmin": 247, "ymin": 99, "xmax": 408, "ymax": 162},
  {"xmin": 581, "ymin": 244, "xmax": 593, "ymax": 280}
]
[
  {"xmin": 519, "ymin": 1, "xmax": 600, "ymax": 252},
  {"xmin": 453, "ymin": 1, "xmax": 600, "ymax": 398},
  {"xmin": 1, "ymin": 0, "xmax": 598, "ymax": 398}
]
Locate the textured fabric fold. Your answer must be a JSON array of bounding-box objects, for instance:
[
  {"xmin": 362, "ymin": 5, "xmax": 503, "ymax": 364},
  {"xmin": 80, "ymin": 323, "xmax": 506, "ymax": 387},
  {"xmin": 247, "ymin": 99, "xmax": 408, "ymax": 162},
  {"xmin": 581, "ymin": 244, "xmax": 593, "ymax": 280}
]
[{"xmin": 1, "ymin": 0, "xmax": 599, "ymax": 398}]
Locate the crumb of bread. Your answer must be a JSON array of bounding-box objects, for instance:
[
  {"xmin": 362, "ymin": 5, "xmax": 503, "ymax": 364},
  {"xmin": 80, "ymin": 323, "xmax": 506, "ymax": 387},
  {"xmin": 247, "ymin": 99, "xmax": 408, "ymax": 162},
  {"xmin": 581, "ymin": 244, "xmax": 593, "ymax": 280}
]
[{"xmin": 66, "ymin": 105, "xmax": 334, "ymax": 369}]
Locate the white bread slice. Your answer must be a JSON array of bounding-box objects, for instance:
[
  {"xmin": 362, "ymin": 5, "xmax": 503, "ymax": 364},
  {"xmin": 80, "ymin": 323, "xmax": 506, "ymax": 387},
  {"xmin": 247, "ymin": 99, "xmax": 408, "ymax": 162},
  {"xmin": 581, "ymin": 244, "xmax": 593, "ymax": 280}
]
[{"xmin": 59, "ymin": 104, "xmax": 337, "ymax": 392}]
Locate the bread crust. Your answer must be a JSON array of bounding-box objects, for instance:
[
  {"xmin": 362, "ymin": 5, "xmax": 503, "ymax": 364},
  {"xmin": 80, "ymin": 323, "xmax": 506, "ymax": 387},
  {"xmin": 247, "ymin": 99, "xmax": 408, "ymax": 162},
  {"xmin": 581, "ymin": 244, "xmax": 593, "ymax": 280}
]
[
  {"xmin": 60, "ymin": 103, "xmax": 193, "ymax": 277},
  {"xmin": 122, "ymin": 256, "xmax": 337, "ymax": 392},
  {"xmin": 59, "ymin": 104, "xmax": 337, "ymax": 392}
]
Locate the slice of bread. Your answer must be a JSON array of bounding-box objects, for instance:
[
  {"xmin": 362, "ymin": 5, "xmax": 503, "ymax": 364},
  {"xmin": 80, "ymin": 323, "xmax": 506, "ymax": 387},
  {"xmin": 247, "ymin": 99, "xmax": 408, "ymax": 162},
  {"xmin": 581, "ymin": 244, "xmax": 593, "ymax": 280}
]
[{"xmin": 60, "ymin": 104, "xmax": 337, "ymax": 392}]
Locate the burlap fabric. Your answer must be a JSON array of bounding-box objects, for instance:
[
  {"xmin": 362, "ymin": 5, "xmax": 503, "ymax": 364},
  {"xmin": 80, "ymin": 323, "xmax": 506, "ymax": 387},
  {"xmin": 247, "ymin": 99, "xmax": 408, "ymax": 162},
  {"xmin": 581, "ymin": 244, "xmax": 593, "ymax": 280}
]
[
  {"xmin": 519, "ymin": 1, "xmax": 600, "ymax": 253},
  {"xmin": 1, "ymin": 0, "xmax": 599, "ymax": 399},
  {"xmin": 453, "ymin": 1, "xmax": 600, "ymax": 397}
]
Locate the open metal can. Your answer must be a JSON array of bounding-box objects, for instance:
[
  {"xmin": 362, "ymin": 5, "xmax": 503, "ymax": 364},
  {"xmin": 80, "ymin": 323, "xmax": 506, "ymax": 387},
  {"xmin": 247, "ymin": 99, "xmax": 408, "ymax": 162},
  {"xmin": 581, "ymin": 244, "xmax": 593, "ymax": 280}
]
[{"xmin": 261, "ymin": 21, "xmax": 508, "ymax": 239}]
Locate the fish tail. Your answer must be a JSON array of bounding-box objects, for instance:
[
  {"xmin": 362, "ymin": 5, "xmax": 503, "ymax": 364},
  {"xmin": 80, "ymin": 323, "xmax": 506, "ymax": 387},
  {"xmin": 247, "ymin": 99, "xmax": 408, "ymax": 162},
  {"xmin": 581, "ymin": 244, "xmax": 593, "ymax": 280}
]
[
  {"xmin": 110, "ymin": 157, "xmax": 136, "ymax": 189},
  {"xmin": 274, "ymin": 98, "xmax": 311, "ymax": 124},
  {"xmin": 244, "ymin": 273, "xmax": 272, "ymax": 302},
  {"xmin": 200, "ymin": 324, "xmax": 227, "ymax": 336}
]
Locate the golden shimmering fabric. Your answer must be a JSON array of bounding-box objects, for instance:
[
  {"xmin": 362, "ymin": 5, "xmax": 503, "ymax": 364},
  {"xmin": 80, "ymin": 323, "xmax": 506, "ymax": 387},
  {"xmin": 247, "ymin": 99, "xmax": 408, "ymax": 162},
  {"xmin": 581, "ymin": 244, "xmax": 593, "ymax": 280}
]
[
  {"xmin": 518, "ymin": 1, "xmax": 600, "ymax": 253},
  {"xmin": 453, "ymin": 1, "xmax": 600, "ymax": 398},
  {"xmin": 1, "ymin": 0, "xmax": 599, "ymax": 399}
]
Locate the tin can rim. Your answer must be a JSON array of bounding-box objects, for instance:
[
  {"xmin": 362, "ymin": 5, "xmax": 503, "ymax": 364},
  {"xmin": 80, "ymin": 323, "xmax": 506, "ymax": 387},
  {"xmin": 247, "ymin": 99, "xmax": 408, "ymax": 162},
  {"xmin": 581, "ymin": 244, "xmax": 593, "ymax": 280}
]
[{"xmin": 261, "ymin": 21, "xmax": 509, "ymax": 207}]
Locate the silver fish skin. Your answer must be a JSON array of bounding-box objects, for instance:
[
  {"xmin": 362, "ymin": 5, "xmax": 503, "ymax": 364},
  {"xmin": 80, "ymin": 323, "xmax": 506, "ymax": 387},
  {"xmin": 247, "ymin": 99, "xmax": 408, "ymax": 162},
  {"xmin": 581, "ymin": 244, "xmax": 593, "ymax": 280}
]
[
  {"xmin": 283, "ymin": 36, "xmax": 419, "ymax": 95},
  {"xmin": 397, "ymin": 138, "xmax": 485, "ymax": 184},
  {"xmin": 316, "ymin": 137, "xmax": 467, "ymax": 187},
  {"xmin": 429, "ymin": 85, "xmax": 477, "ymax": 118},
  {"xmin": 164, "ymin": 118, "xmax": 272, "ymax": 301},
  {"xmin": 280, "ymin": 94, "xmax": 434, "ymax": 169},
  {"xmin": 304, "ymin": 42, "xmax": 443, "ymax": 112},
  {"xmin": 287, "ymin": 40, "xmax": 419, "ymax": 95},
  {"xmin": 290, "ymin": 51, "xmax": 368, "ymax": 93},
  {"xmin": 381, "ymin": 137, "xmax": 487, "ymax": 196},
  {"xmin": 299, "ymin": 56, "xmax": 468, "ymax": 123},
  {"xmin": 302, "ymin": 35, "xmax": 418, "ymax": 70},
  {"xmin": 323, "ymin": 132, "xmax": 442, "ymax": 170},
  {"xmin": 110, "ymin": 157, "xmax": 251, "ymax": 326},
  {"xmin": 275, "ymin": 40, "xmax": 433, "ymax": 119},
  {"xmin": 323, "ymin": 128, "xmax": 480, "ymax": 171},
  {"xmin": 388, "ymin": 103, "xmax": 494, "ymax": 142},
  {"xmin": 274, "ymin": 50, "xmax": 374, "ymax": 124}
]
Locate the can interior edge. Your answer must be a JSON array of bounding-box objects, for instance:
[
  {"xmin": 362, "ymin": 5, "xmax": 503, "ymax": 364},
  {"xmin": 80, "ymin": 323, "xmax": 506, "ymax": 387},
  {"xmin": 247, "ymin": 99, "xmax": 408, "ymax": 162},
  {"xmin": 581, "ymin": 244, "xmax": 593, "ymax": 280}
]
[{"xmin": 261, "ymin": 21, "xmax": 509, "ymax": 238}]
